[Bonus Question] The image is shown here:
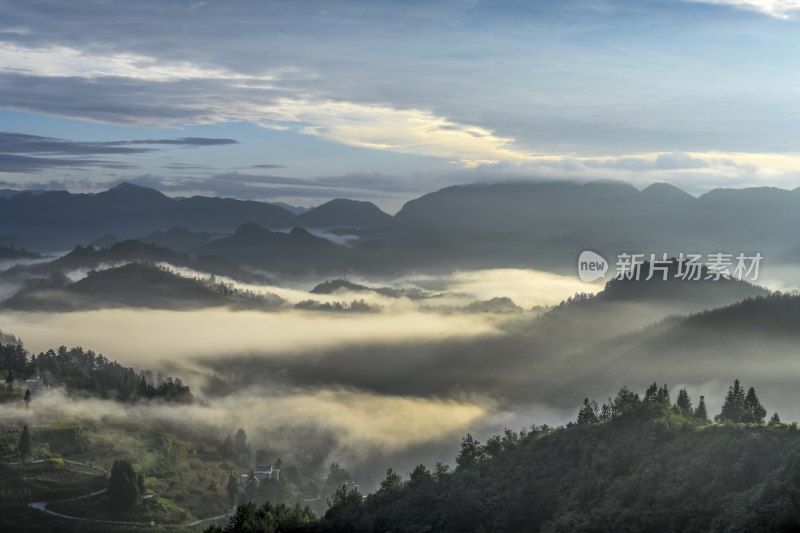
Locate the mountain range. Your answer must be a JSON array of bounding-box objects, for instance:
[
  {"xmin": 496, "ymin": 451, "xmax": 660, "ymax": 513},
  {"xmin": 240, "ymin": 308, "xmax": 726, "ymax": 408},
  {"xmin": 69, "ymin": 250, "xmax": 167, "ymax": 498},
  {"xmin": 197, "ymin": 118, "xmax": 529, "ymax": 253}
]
[{"xmin": 3, "ymin": 180, "xmax": 800, "ymax": 274}]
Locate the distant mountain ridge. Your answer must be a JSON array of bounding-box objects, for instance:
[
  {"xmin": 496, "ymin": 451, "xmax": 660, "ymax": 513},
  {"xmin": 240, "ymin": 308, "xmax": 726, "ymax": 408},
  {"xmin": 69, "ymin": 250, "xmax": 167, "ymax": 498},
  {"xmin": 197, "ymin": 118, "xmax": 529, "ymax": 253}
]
[
  {"xmin": 0, "ymin": 183, "xmax": 391, "ymax": 250},
  {"xmin": 5, "ymin": 180, "xmax": 800, "ymax": 274}
]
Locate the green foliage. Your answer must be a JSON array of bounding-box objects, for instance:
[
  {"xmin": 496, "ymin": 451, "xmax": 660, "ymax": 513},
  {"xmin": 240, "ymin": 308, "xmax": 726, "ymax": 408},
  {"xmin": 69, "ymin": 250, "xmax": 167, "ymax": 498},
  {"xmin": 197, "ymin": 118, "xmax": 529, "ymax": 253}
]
[
  {"xmin": 207, "ymin": 501, "xmax": 316, "ymax": 533},
  {"xmin": 0, "ymin": 343, "xmax": 192, "ymax": 403},
  {"xmin": 204, "ymin": 380, "xmax": 795, "ymax": 533}
]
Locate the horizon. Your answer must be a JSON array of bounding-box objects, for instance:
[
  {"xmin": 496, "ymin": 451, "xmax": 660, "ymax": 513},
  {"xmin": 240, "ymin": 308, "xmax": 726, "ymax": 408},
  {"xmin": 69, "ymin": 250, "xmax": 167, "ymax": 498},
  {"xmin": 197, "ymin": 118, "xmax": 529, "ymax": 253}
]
[{"xmin": 5, "ymin": 177, "xmax": 800, "ymax": 216}]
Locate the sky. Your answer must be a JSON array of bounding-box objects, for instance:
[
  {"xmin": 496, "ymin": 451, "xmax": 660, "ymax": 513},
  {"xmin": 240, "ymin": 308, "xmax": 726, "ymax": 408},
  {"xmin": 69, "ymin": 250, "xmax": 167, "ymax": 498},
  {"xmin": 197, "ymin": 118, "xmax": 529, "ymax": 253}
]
[{"xmin": 1, "ymin": 0, "xmax": 800, "ymax": 211}]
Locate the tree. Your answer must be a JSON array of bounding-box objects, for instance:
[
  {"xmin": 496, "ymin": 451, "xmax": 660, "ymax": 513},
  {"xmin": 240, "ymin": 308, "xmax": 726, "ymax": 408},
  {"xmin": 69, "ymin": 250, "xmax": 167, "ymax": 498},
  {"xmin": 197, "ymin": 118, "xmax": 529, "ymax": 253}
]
[
  {"xmin": 324, "ymin": 485, "xmax": 365, "ymax": 530},
  {"xmin": 644, "ymin": 382, "xmax": 659, "ymax": 402},
  {"xmin": 5, "ymin": 370, "xmax": 12, "ymax": 390},
  {"xmin": 455, "ymin": 434, "xmax": 484, "ymax": 470},
  {"xmin": 599, "ymin": 401, "xmax": 612, "ymax": 421},
  {"xmin": 577, "ymin": 398, "xmax": 599, "ymax": 424},
  {"xmin": 744, "ymin": 387, "xmax": 767, "ymax": 424},
  {"xmin": 769, "ymin": 412, "xmax": 781, "ymax": 426},
  {"xmin": 108, "ymin": 459, "xmax": 143, "ymax": 511},
  {"xmin": 656, "ymin": 384, "xmax": 670, "ymax": 404},
  {"xmin": 695, "ymin": 396, "xmax": 709, "ymax": 423},
  {"xmin": 379, "ymin": 468, "xmax": 403, "ymax": 492},
  {"xmin": 612, "ymin": 386, "xmax": 641, "ymax": 417},
  {"xmin": 676, "ymin": 388, "xmax": 692, "ymax": 416},
  {"xmin": 226, "ymin": 472, "xmax": 240, "ymax": 506},
  {"xmin": 23, "ymin": 388, "xmax": 30, "ymax": 408},
  {"xmin": 18, "ymin": 425, "xmax": 31, "ymax": 460},
  {"xmin": 716, "ymin": 379, "xmax": 747, "ymax": 423}
]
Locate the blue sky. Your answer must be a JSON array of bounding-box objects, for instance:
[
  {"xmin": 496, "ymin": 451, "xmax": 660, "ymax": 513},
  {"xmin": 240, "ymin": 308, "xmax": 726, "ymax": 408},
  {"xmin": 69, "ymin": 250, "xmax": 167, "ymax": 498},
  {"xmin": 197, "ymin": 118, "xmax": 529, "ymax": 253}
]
[{"xmin": 1, "ymin": 0, "xmax": 800, "ymax": 210}]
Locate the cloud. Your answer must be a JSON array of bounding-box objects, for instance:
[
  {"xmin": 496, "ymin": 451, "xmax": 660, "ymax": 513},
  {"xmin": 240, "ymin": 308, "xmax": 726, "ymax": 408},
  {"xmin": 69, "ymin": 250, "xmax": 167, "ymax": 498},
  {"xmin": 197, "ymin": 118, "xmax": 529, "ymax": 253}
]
[
  {"xmin": 0, "ymin": 42, "xmax": 535, "ymax": 165},
  {"xmin": 0, "ymin": 132, "xmax": 237, "ymax": 174},
  {"xmin": 0, "ymin": 132, "xmax": 237, "ymax": 154},
  {"xmin": 0, "ymin": 153, "xmax": 135, "ymax": 172},
  {"xmin": 0, "ymin": 386, "xmax": 493, "ymax": 489},
  {"xmin": 0, "ymin": 132, "xmax": 153, "ymax": 155},
  {"xmin": 245, "ymin": 164, "xmax": 287, "ymax": 169},
  {"xmin": 0, "ymin": 41, "xmax": 278, "ymax": 82},
  {"xmin": 124, "ymin": 137, "xmax": 238, "ymax": 146},
  {"xmin": 688, "ymin": 0, "xmax": 800, "ymax": 18}
]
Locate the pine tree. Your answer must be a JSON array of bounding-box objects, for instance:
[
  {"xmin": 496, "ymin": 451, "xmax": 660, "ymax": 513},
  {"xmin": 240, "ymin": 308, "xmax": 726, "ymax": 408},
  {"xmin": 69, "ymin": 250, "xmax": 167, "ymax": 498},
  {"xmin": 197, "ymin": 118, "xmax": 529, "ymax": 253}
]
[
  {"xmin": 644, "ymin": 382, "xmax": 659, "ymax": 402},
  {"xmin": 657, "ymin": 384, "xmax": 670, "ymax": 404},
  {"xmin": 612, "ymin": 386, "xmax": 640, "ymax": 417},
  {"xmin": 599, "ymin": 401, "xmax": 612, "ymax": 421},
  {"xmin": 695, "ymin": 396, "xmax": 709, "ymax": 423},
  {"xmin": 18, "ymin": 425, "xmax": 31, "ymax": 460},
  {"xmin": 769, "ymin": 412, "xmax": 781, "ymax": 426},
  {"xmin": 455, "ymin": 434, "xmax": 484, "ymax": 470},
  {"xmin": 676, "ymin": 388, "xmax": 692, "ymax": 416},
  {"xmin": 744, "ymin": 387, "xmax": 767, "ymax": 424},
  {"xmin": 716, "ymin": 379, "xmax": 746, "ymax": 423},
  {"xmin": 577, "ymin": 398, "xmax": 599, "ymax": 425}
]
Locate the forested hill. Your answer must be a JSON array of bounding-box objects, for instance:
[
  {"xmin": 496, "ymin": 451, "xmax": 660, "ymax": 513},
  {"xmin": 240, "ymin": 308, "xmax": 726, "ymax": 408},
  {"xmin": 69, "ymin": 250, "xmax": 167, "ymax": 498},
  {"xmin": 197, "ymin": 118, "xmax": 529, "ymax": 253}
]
[
  {"xmin": 209, "ymin": 383, "xmax": 800, "ymax": 533},
  {"xmin": 0, "ymin": 342, "xmax": 193, "ymax": 403}
]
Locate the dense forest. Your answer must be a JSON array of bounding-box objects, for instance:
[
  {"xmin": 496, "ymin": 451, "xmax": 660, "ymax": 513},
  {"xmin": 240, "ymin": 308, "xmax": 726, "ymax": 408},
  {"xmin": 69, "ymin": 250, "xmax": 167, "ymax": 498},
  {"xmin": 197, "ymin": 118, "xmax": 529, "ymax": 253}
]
[
  {"xmin": 207, "ymin": 381, "xmax": 800, "ymax": 533},
  {"xmin": 0, "ymin": 338, "xmax": 192, "ymax": 403}
]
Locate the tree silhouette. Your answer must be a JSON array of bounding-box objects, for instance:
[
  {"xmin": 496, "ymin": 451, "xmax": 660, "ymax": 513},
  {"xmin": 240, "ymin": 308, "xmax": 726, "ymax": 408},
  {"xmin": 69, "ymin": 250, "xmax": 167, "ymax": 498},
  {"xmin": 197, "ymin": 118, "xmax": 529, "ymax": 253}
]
[
  {"xmin": 23, "ymin": 388, "xmax": 30, "ymax": 408},
  {"xmin": 611, "ymin": 386, "xmax": 640, "ymax": 417},
  {"xmin": 716, "ymin": 379, "xmax": 747, "ymax": 423},
  {"xmin": 744, "ymin": 387, "xmax": 767, "ymax": 424},
  {"xmin": 108, "ymin": 459, "xmax": 143, "ymax": 511},
  {"xmin": 695, "ymin": 396, "xmax": 709, "ymax": 423},
  {"xmin": 455, "ymin": 434, "xmax": 484, "ymax": 470},
  {"xmin": 18, "ymin": 425, "xmax": 31, "ymax": 460},
  {"xmin": 577, "ymin": 398, "xmax": 599, "ymax": 424},
  {"xmin": 676, "ymin": 388, "xmax": 692, "ymax": 415}
]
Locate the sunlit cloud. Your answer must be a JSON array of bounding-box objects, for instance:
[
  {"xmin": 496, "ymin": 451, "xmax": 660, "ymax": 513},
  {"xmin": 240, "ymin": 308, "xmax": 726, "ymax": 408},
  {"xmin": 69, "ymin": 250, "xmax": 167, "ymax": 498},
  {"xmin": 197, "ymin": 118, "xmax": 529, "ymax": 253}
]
[
  {"xmin": 0, "ymin": 42, "xmax": 534, "ymax": 166},
  {"xmin": 1, "ymin": 308, "xmax": 502, "ymax": 369},
  {"xmin": 257, "ymin": 99, "xmax": 534, "ymax": 165}
]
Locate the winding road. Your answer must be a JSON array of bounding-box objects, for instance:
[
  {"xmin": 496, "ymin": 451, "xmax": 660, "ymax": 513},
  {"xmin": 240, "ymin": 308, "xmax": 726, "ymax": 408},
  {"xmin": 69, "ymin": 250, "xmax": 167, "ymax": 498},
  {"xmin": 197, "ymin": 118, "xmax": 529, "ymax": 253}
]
[{"xmin": 17, "ymin": 458, "xmax": 232, "ymax": 528}]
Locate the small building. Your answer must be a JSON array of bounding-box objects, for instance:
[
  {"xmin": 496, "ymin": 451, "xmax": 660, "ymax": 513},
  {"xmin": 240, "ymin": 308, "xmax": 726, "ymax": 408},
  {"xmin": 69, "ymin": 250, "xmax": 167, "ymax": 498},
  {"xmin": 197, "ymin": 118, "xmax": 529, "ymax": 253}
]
[{"xmin": 239, "ymin": 466, "xmax": 281, "ymax": 488}]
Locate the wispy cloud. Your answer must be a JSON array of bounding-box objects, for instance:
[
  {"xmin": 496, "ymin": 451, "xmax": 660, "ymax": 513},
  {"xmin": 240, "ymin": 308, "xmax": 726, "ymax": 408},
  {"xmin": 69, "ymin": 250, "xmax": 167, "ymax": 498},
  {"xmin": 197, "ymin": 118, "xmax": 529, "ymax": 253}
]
[
  {"xmin": 0, "ymin": 153, "xmax": 135, "ymax": 172},
  {"xmin": 0, "ymin": 132, "xmax": 237, "ymax": 173},
  {"xmin": 0, "ymin": 43, "xmax": 535, "ymax": 166},
  {"xmin": 688, "ymin": 0, "xmax": 800, "ymax": 19}
]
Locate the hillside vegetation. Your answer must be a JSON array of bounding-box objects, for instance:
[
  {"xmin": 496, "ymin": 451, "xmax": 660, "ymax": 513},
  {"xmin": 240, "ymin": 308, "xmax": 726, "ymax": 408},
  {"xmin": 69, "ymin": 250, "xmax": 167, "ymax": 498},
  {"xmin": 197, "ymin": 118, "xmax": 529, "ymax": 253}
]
[{"xmin": 209, "ymin": 382, "xmax": 800, "ymax": 533}]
